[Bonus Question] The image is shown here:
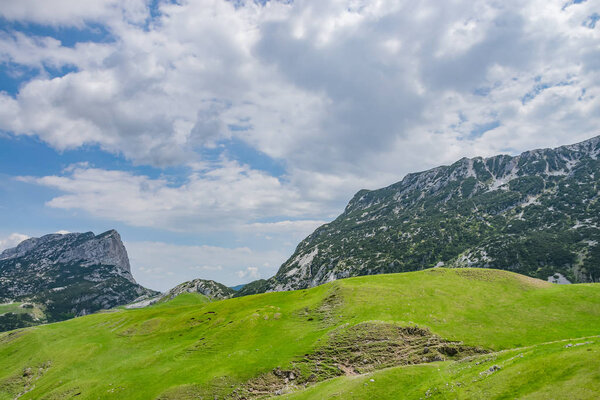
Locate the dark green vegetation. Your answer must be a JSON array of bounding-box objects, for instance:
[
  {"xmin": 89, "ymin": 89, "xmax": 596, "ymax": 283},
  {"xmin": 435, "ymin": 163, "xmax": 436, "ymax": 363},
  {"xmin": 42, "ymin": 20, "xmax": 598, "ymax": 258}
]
[
  {"xmin": 230, "ymin": 284, "xmax": 247, "ymax": 292},
  {"xmin": 0, "ymin": 268, "xmax": 598, "ymax": 399},
  {"xmin": 235, "ymin": 279, "xmax": 269, "ymax": 297},
  {"xmin": 0, "ymin": 230, "xmax": 157, "ymax": 331},
  {"xmin": 257, "ymin": 136, "xmax": 600, "ymax": 292},
  {"xmin": 0, "ymin": 302, "xmax": 45, "ymax": 331}
]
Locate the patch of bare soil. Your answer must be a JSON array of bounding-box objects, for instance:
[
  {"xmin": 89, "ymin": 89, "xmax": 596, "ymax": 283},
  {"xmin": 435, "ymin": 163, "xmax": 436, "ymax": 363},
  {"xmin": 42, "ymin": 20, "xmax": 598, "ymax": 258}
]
[
  {"xmin": 295, "ymin": 285, "xmax": 344, "ymax": 327},
  {"xmin": 0, "ymin": 330, "xmax": 26, "ymax": 345},
  {"xmin": 230, "ymin": 322, "xmax": 487, "ymax": 399},
  {"xmin": 0, "ymin": 361, "xmax": 52, "ymax": 399}
]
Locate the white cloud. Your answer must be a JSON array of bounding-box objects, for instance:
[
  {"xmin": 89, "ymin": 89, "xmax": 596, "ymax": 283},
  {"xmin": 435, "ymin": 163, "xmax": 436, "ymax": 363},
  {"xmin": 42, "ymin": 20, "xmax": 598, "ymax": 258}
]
[
  {"xmin": 18, "ymin": 162, "xmax": 332, "ymax": 232},
  {"xmin": 242, "ymin": 219, "xmax": 327, "ymax": 238},
  {"xmin": 0, "ymin": 31, "xmax": 112, "ymax": 71},
  {"xmin": 2, "ymin": 0, "xmax": 600, "ymax": 287},
  {"xmin": 126, "ymin": 241, "xmax": 285, "ymax": 291},
  {"xmin": 236, "ymin": 266, "xmax": 260, "ymax": 280},
  {"xmin": 0, "ymin": 0, "xmax": 148, "ymax": 27},
  {"xmin": 0, "ymin": 0, "xmax": 597, "ymax": 176},
  {"xmin": 190, "ymin": 265, "xmax": 223, "ymax": 272},
  {"xmin": 0, "ymin": 233, "xmax": 30, "ymax": 252}
]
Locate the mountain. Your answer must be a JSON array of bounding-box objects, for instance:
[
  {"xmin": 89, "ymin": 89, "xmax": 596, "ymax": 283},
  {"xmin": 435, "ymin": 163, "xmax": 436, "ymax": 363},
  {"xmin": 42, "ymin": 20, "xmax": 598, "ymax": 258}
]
[
  {"xmin": 125, "ymin": 279, "xmax": 236, "ymax": 309},
  {"xmin": 234, "ymin": 279, "xmax": 269, "ymax": 297},
  {"xmin": 247, "ymin": 136, "xmax": 600, "ymax": 293},
  {"xmin": 229, "ymin": 284, "xmax": 246, "ymax": 291},
  {"xmin": 0, "ymin": 268, "xmax": 598, "ymax": 399},
  {"xmin": 162, "ymin": 278, "xmax": 235, "ymax": 300},
  {"xmin": 0, "ymin": 230, "xmax": 157, "ymax": 330}
]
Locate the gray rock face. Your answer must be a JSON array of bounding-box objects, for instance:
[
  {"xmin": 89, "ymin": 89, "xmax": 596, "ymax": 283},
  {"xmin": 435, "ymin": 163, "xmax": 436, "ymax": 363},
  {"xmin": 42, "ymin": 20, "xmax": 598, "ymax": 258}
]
[
  {"xmin": 242, "ymin": 135, "xmax": 600, "ymax": 294},
  {"xmin": 0, "ymin": 230, "xmax": 133, "ymax": 283},
  {"xmin": 125, "ymin": 278, "xmax": 235, "ymax": 309},
  {"xmin": 547, "ymin": 273, "xmax": 572, "ymax": 284},
  {"xmin": 162, "ymin": 279, "xmax": 235, "ymax": 301},
  {"xmin": 0, "ymin": 230, "xmax": 157, "ymax": 328}
]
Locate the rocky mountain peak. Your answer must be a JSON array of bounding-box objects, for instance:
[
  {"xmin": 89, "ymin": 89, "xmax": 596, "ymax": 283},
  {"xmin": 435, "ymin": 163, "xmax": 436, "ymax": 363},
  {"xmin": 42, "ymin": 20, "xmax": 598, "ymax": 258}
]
[
  {"xmin": 345, "ymin": 135, "xmax": 600, "ymax": 216},
  {"xmin": 164, "ymin": 279, "xmax": 236, "ymax": 301},
  {"xmin": 125, "ymin": 278, "xmax": 236, "ymax": 309},
  {"xmin": 241, "ymin": 135, "xmax": 600, "ymax": 294},
  {"xmin": 0, "ymin": 229, "xmax": 156, "ymax": 330},
  {"xmin": 0, "ymin": 229, "xmax": 134, "ymax": 283}
]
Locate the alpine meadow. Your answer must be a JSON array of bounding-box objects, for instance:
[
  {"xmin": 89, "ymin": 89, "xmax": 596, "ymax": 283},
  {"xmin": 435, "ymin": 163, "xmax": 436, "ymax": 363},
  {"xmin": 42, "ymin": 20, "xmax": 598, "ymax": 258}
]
[{"xmin": 1, "ymin": 0, "xmax": 599, "ymax": 399}]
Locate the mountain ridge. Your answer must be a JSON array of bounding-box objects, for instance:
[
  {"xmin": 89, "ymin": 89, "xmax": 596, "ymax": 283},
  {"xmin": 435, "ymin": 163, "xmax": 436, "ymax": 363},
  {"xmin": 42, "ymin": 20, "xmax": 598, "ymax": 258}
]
[
  {"xmin": 125, "ymin": 278, "xmax": 236, "ymax": 308},
  {"xmin": 162, "ymin": 278, "xmax": 235, "ymax": 300},
  {"xmin": 0, "ymin": 229, "xmax": 157, "ymax": 330},
  {"xmin": 240, "ymin": 135, "xmax": 600, "ymax": 294}
]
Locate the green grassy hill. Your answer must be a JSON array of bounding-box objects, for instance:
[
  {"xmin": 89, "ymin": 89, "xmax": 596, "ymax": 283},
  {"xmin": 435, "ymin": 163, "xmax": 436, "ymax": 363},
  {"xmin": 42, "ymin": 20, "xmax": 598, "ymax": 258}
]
[{"xmin": 0, "ymin": 268, "xmax": 599, "ymax": 399}]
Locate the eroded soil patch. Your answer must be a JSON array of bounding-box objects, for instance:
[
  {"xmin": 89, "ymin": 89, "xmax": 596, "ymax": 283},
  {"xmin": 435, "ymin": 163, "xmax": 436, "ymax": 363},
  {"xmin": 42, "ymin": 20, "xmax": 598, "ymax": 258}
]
[
  {"xmin": 295, "ymin": 286, "xmax": 343, "ymax": 327},
  {"xmin": 0, "ymin": 330, "xmax": 26, "ymax": 345},
  {"xmin": 230, "ymin": 322, "xmax": 487, "ymax": 399},
  {"xmin": 0, "ymin": 361, "xmax": 52, "ymax": 399}
]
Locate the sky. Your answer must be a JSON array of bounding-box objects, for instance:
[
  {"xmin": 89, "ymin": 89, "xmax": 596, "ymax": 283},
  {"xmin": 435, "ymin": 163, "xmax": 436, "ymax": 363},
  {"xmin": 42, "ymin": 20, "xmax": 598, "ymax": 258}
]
[{"xmin": 0, "ymin": 0, "xmax": 598, "ymax": 291}]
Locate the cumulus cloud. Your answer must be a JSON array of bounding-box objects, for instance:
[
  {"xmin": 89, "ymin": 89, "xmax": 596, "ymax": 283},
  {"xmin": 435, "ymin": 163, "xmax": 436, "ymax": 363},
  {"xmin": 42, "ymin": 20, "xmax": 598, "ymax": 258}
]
[
  {"xmin": 0, "ymin": 233, "xmax": 30, "ymax": 252},
  {"xmin": 236, "ymin": 266, "xmax": 260, "ymax": 280},
  {"xmin": 18, "ymin": 162, "xmax": 332, "ymax": 232},
  {"xmin": 0, "ymin": 0, "xmax": 597, "ymax": 174},
  {"xmin": 240, "ymin": 220, "xmax": 327, "ymax": 242},
  {"xmin": 0, "ymin": 0, "xmax": 148, "ymax": 27},
  {"xmin": 126, "ymin": 241, "xmax": 285, "ymax": 290},
  {"xmin": 2, "ymin": 0, "xmax": 600, "ymax": 273}
]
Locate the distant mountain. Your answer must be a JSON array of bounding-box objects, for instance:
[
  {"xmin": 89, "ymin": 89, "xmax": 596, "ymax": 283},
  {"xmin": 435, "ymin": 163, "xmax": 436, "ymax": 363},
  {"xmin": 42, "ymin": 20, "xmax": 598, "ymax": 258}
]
[
  {"xmin": 0, "ymin": 230, "xmax": 157, "ymax": 330},
  {"xmin": 161, "ymin": 278, "xmax": 235, "ymax": 301},
  {"xmin": 125, "ymin": 278, "xmax": 236, "ymax": 309},
  {"xmin": 233, "ymin": 279, "xmax": 269, "ymax": 298},
  {"xmin": 243, "ymin": 136, "xmax": 600, "ymax": 294}
]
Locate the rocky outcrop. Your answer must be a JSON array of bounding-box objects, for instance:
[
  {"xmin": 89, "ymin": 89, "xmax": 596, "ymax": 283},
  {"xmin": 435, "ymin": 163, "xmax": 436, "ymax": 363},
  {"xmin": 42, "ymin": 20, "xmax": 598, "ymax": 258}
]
[
  {"xmin": 0, "ymin": 230, "xmax": 135, "ymax": 287},
  {"xmin": 125, "ymin": 278, "xmax": 236, "ymax": 309},
  {"xmin": 0, "ymin": 230, "xmax": 157, "ymax": 328},
  {"xmin": 162, "ymin": 279, "xmax": 235, "ymax": 301},
  {"xmin": 245, "ymin": 135, "xmax": 600, "ymax": 293}
]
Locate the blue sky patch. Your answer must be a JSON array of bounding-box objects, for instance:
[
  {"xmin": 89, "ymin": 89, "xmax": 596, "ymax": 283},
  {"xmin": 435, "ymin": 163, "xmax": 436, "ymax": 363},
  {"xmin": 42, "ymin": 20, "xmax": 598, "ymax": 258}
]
[
  {"xmin": 0, "ymin": 18, "xmax": 114, "ymax": 48},
  {"xmin": 199, "ymin": 137, "xmax": 287, "ymax": 178},
  {"xmin": 470, "ymin": 121, "xmax": 500, "ymax": 138},
  {"xmin": 562, "ymin": 0, "xmax": 587, "ymax": 11},
  {"xmin": 521, "ymin": 80, "xmax": 573, "ymax": 105},
  {"xmin": 473, "ymin": 87, "xmax": 491, "ymax": 97},
  {"xmin": 583, "ymin": 13, "xmax": 600, "ymax": 29},
  {"xmin": 0, "ymin": 63, "xmax": 38, "ymax": 96}
]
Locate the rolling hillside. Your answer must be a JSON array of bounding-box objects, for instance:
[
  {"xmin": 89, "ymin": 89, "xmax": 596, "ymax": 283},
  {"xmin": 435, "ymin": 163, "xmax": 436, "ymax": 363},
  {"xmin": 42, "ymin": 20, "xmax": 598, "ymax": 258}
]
[{"xmin": 0, "ymin": 268, "xmax": 598, "ymax": 399}]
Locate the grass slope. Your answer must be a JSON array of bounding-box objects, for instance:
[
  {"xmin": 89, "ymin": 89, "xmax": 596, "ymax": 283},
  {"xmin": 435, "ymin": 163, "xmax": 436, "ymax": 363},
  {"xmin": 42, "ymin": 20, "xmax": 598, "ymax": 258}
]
[
  {"xmin": 0, "ymin": 268, "xmax": 598, "ymax": 399},
  {"xmin": 284, "ymin": 339, "xmax": 600, "ymax": 400}
]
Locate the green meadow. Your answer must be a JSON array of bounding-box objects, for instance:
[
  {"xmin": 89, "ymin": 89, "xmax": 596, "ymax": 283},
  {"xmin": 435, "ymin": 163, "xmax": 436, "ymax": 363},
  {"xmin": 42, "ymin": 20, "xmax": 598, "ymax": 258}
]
[
  {"xmin": 0, "ymin": 268, "xmax": 599, "ymax": 399},
  {"xmin": 284, "ymin": 339, "xmax": 600, "ymax": 400}
]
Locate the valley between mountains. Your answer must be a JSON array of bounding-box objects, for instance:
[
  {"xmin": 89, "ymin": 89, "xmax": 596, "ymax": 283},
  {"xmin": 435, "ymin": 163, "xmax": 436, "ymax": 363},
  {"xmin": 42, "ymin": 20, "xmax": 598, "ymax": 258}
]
[{"xmin": 1, "ymin": 137, "xmax": 600, "ymax": 399}]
